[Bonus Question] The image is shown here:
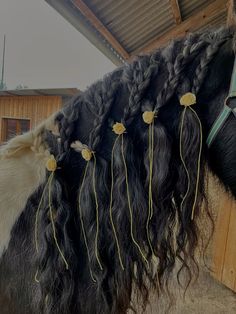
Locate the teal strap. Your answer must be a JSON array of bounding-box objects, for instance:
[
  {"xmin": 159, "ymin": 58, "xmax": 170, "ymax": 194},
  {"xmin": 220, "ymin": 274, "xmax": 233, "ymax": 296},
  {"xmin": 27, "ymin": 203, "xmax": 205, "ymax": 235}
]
[
  {"xmin": 206, "ymin": 106, "xmax": 232, "ymax": 147},
  {"xmin": 229, "ymin": 58, "xmax": 236, "ymax": 98},
  {"xmin": 233, "ymin": 107, "xmax": 236, "ymax": 117}
]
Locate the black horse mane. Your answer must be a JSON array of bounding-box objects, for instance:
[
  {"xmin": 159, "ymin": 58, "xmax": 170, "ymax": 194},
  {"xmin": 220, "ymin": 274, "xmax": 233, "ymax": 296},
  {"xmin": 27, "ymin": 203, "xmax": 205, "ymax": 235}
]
[{"xmin": 2, "ymin": 27, "xmax": 236, "ymax": 314}]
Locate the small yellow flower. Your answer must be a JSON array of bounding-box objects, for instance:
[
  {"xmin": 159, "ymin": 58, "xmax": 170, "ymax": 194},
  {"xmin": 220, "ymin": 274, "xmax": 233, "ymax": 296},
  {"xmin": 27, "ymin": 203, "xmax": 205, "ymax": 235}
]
[
  {"xmin": 46, "ymin": 155, "xmax": 57, "ymax": 172},
  {"xmin": 180, "ymin": 92, "xmax": 196, "ymax": 106},
  {"xmin": 142, "ymin": 111, "xmax": 155, "ymax": 124},
  {"xmin": 112, "ymin": 122, "xmax": 126, "ymax": 135},
  {"xmin": 81, "ymin": 148, "xmax": 92, "ymax": 161}
]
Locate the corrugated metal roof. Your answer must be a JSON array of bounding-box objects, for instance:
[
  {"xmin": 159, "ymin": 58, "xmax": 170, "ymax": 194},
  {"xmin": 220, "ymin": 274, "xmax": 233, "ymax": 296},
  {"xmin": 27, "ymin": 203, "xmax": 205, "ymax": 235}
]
[
  {"xmin": 45, "ymin": 0, "xmax": 125, "ymax": 66},
  {"xmin": 84, "ymin": 0, "xmax": 175, "ymax": 53},
  {"xmin": 83, "ymin": 0, "xmax": 227, "ymax": 55},
  {"xmin": 46, "ymin": 0, "xmax": 228, "ymax": 64},
  {"xmin": 179, "ymin": 0, "xmax": 216, "ymax": 20},
  {"xmin": 198, "ymin": 10, "xmax": 227, "ymax": 32}
]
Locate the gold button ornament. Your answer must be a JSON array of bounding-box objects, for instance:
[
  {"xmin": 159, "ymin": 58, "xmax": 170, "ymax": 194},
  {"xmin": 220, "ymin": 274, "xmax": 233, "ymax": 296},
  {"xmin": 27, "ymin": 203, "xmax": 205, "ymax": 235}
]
[
  {"xmin": 142, "ymin": 111, "xmax": 155, "ymax": 124},
  {"xmin": 81, "ymin": 148, "xmax": 93, "ymax": 161},
  {"xmin": 112, "ymin": 122, "xmax": 126, "ymax": 135},
  {"xmin": 180, "ymin": 92, "xmax": 196, "ymax": 107},
  {"xmin": 46, "ymin": 155, "xmax": 57, "ymax": 172}
]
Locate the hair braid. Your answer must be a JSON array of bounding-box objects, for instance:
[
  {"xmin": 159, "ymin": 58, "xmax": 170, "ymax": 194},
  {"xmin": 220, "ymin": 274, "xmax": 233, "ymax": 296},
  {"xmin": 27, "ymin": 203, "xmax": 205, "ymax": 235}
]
[
  {"xmin": 155, "ymin": 33, "xmax": 210, "ymax": 111},
  {"xmin": 122, "ymin": 53, "xmax": 160, "ymax": 124},
  {"xmin": 56, "ymin": 94, "xmax": 82, "ymax": 154},
  {"xmin": 87, "ymin": 75, "xmax": 121, "ymax": 150},
  {"xmin": 192, "ymin": 37, "xmax": 231, "ymax": 94}
]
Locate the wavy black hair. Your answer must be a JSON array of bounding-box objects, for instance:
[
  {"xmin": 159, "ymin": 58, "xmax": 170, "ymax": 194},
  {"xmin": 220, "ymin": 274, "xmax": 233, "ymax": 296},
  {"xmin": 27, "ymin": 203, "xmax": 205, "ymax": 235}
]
[{"xmin": 2, "ymin": 27, "xmax": 236, "ymax": 314}]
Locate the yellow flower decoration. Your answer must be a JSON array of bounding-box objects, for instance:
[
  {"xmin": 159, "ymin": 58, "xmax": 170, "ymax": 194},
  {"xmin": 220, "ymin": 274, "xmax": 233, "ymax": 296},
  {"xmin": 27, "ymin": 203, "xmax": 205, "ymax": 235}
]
[
  {"xmin": 180, "ymin": 92, "xmax": 196, "ymax": 107},
  {"xmin": 46, "ymin": 155, "xmax": 57, "ymax": 172},
  {"xmin": 112, "ymin": 122, "xmax": 126, "ymax": 135},
  {"xmin": 142, "ymin": 111, "xmax": 155, "ymax": 124},
  {"xmin": 81, "ymin": 148, "xmax": 93, "ymax": 161}
]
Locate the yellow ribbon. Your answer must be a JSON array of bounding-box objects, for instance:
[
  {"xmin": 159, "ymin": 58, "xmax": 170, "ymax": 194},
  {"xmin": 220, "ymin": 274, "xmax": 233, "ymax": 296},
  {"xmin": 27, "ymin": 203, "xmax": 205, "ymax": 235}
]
[
  {"xmin": 146, "ymin": 122, "xmax": 155, "ymax": 255},
  {"xmin": 189, "ymin": 107, "xmax": 203, "ymax": 220},
  {"xmin": 78, "ymin": 162, "xmax": 96, "ymax": 282},
  {"xmin": 109, "ymin": 135, "xmax": 125, "ymax": 270},
  {"xmin": 143, "ymin": 112, "xmax": 155, "ymax": 255},
  {"xmin": 121, "ymin": 134, "xmax": 149, "ymax": 265},
  {"xmin": 179, "ymin": 93, "xmax": 203, "ymax": 220},
  {"xmin": 78, "ymin": 149, "xmax": 103, "ymax": 282},
  {"xmin": 34, "ymin": 155, "xmax": 69, "ymax": 283}
]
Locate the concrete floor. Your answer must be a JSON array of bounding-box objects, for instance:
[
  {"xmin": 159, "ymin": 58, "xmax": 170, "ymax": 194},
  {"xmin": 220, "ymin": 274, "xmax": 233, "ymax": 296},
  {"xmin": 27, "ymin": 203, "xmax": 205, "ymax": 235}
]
[{"xmin": 145, "ymin": 269, "xmax": 236, "ymax": 314}]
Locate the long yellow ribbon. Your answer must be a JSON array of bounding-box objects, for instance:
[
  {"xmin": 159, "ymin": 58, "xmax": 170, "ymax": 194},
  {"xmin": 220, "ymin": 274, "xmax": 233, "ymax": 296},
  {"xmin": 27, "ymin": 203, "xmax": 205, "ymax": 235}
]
[
  {"xmin": 146, "ymin": 122, "xmax": 155, "ymax": 255},
  {"xmin": 92, "ymin": 152, "xmax": 103, "ymax": 271},
  {"xmin": 48, "ymin": 172, "xmax": 69, "ymax": 270},
  {"xmin": 78, "ymin": 162, "xmax": 96, "ymax": 282},
  {"xmin": 121, "ymin": 134, "xmax": 149, "ymax": 266},
  {"xmin": 109, "ymin": 135, "xmax": 125, "ymax": 270},
  {"xmin": 34, "ymin": 170, "xmax": 69, "ymax": 283},
  {"xmin": 179, "ymin": 106, "xmax": 203, "ymax": 220},
  {"xmin": 189, "ymin": 107, "xmax": 203, "ymax": 220},
  {"xmin": 179, "ymin": 107, "xmax": 191, "ymax": 213},
  {"xmin": 35, "ymin": 177, "xmax": 50, "ymax": 254}
]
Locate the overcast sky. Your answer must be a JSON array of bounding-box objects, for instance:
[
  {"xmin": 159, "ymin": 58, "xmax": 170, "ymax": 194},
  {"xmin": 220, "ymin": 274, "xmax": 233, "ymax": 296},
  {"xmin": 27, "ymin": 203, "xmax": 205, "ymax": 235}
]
[{"xmin": 0, "ymin": 0, "xmax": 115, "ymax": 91}]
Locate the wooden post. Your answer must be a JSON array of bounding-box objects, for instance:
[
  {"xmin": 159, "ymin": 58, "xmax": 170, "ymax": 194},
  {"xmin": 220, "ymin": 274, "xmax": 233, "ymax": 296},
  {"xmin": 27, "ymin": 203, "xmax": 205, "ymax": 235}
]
[
  {"xmin": 227, "ymin": 0, "xmax": 236, "ymax": 26},
  {"xmin": 170, "ymin": 0, "xmax": 182, "ymax": 25}
]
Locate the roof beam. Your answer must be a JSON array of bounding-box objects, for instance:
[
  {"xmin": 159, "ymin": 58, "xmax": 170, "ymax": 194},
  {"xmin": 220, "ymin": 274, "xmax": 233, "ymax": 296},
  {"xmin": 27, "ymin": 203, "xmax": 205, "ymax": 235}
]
[
  {"xmin": 71, "ymin": 0, "xmax": 130, "ymax": 60},
  {"xmin": 227, "ymin": 0, "xmax": 236, "ymax": 25},
  {"xmin": 137, "ymin": 0, "xmax": 227, "ymax": 54},
  {"xmin": 170, "ymin": 0, "xmax": 182, "ymax": 24}
]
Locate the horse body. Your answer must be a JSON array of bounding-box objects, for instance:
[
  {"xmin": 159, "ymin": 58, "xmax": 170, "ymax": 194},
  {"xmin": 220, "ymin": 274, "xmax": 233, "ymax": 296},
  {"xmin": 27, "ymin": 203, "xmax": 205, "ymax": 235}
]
[{"xmin": 0, "ymin": 28, "xmax": 236, "ymax": 314}]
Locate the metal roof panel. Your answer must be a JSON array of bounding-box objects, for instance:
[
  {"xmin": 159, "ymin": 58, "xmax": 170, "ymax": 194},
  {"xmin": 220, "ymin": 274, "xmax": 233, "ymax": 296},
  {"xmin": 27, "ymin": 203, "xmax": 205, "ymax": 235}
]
[
  {"xmin": 84, "ymin": 0, "xmax": 175, "ymax": 53},
  {"xmin": 179, "ymin": 0, "xmax": 216, "ymax": 20}
]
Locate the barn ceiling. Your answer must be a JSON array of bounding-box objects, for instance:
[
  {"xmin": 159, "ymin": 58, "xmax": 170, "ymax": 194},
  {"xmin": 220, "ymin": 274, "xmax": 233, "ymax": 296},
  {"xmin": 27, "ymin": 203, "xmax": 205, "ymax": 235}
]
[{"xmin": 45, "ymin": 0, "xmax": 229, "ymax": 65}]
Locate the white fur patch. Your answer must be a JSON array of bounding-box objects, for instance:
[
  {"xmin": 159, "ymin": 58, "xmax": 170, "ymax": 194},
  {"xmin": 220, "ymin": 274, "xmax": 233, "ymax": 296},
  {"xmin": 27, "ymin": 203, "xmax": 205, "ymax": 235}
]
[{"xmin": 0, "ymin": 115, "xmax": 56, "ymax": 256}]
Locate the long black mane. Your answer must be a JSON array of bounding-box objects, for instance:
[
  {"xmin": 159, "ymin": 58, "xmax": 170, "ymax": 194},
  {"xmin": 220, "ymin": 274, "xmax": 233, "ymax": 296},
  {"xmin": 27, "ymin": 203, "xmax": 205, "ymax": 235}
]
[{"xmin": 1, "ymin": 27, "xmax": 236, "ymax": 314}]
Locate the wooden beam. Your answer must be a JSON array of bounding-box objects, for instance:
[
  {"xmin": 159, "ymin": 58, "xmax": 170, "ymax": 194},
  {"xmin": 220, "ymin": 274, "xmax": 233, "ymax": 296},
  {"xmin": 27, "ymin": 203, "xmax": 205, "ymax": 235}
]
[
  {"xmin": 227, "ymin": 0, "xmax": 236, "ymax": 26},
  {"xmin": 136, "ymin": 0, "xmax": 227, "ymax": 55},
  {"xmin": 170, "ymin": 0, "xmax": 182, "ymax": 25},
  {"xmin": 72, "ymin": 0, "xmax": 130, "ymax": 60}
]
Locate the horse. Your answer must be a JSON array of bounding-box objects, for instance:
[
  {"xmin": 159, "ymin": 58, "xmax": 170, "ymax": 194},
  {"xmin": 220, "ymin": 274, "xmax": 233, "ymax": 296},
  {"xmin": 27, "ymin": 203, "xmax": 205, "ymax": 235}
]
[{"xmin": 0, "ymin": 26, "xmax": 236, "ymax": 314}]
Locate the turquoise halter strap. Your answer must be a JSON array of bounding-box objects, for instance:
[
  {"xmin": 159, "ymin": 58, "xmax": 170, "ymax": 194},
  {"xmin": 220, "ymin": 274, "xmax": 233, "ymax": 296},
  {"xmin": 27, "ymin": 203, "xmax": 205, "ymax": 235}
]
[{"xmin": 206, "ymin": 58, "xmax": 236, "ymax": 147}]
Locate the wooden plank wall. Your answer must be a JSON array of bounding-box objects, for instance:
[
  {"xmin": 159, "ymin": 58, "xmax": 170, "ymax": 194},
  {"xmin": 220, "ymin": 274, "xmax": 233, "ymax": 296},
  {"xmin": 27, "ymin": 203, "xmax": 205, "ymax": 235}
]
[
  {"xmin": 211, "ymin": 184, "xmax": 236, "ymax": 292},
  {"xmin": 0, "ymin": 95, "xmax": 62, "ymax": 142}
]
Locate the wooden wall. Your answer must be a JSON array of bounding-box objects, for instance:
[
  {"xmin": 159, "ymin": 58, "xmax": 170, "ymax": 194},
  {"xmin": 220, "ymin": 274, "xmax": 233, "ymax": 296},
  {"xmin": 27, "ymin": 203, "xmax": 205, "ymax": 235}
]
[
  {"xmin": 212, "ymin": 189, "xmax": 236, "ymax": 292},
  {"xmin": 0, "ymin": 95, "xmax": 62, "ymax": 142}
]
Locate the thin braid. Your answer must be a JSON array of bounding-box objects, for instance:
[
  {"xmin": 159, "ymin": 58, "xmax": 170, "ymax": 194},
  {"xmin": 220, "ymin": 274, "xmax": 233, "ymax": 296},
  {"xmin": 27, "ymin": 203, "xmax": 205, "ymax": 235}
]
[
  {"xmin": 192, "ymin": 39, "xmax": 229, "ymax": 94},
  {"xmin": 56, "ymin": 94, "xmax": 82, "ymax": 154},
  {"xmin": 122, "ymin": 53, "xmax": 160, "ymax": 124},
  {"xmin": 155, "ymin": 34, "xmax": 210, "ymax": 110},
  {"xmin": 87, "ymin": 75, "xmax": 121, "ymax": 150}
]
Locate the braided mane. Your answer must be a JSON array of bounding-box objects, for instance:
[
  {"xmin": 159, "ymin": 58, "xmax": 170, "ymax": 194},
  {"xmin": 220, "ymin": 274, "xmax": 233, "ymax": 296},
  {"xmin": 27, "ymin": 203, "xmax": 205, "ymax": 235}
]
[{"xmin": 2, "ymin": 27, "xmax": 236, "ymax": 314}]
